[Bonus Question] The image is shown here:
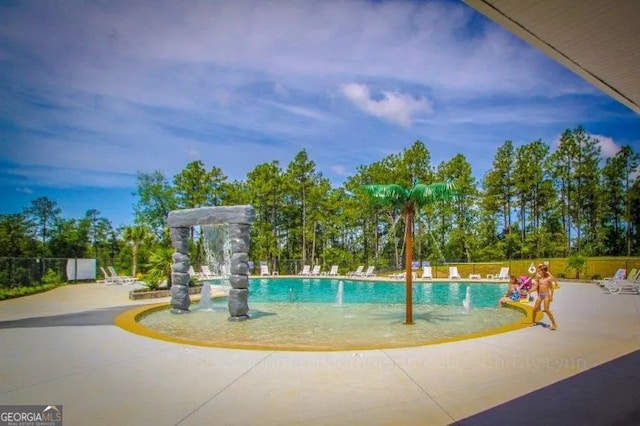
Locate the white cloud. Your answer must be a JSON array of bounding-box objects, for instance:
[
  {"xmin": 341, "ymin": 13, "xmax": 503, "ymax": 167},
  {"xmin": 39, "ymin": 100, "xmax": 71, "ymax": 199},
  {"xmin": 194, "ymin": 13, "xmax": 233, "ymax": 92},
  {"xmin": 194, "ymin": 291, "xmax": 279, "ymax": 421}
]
[
  {"xmin": 590, "ymin": 134, "xmax": 620, "ymax": 158},
  {"xmin": 260, "ymin": 100, "xmax": 330, "ymax": 121},
  {"xmin": 341, "ymin": 83, "xmax": 432, "ymax": 127},
  {"xmin": 330, "ymin": 165, "xmax": 349, "ymax": 176},
  {"xmin": 0, "ymin": 0, "xmax": 634, "ymax": 199},
  {"xmin": 549, "ymin": 133, "xmax": 627, "ymax": 162},
  {"xmin": 0, "ymin": 0, "xmax": 595, "ymax": 104},
  {"xmin": 15, "ymin": 187, "xmax": 34, "ymax": 194}
]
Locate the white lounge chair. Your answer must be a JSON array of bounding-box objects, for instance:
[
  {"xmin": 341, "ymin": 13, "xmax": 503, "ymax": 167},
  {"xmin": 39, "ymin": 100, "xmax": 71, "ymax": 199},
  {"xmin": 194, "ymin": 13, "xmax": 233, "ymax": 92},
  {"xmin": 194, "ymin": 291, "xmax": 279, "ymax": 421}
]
[
  {"xmin": 422, "ymin": 266, "xmax": 433, "ymax": 279},
  {"xmin": 325, "ymin": 265, "xmax": 339, "ymax": 276},
  {"xmin": 390, "ymin": 271, "xmax": 416, "ymax": 280},
  {"xmin": 604, "ymin": 273, "xmax": 640, "ymax": 294},
  {"xmin": 347, "ymin": 265, "xmax": 364, "ymax": 276},
  {"xmin": 200, "ymin": 265, "xmax": 217, "ymax": 279},
  {"xmin": 448, "ymin": 266, "xmax": 461, "ymax": 280},
  {"xmin": 363, "ymin": 266, "xmax": 376, "ymax": 277},
  {"xmin": 188, "ymin": 266, "xmax": 204, "ymax": 280},
  {"xmin": 496, "ymin": 267, "xmax": 510, "ymax": 280},
  {"xmin": 598, "ymin": 268, "xmax": 627, "ymax": 286},
  {"xmin": 389, "ymin": 270, "xmax": 404, "ymax": 279},
  {"xmin": 310, "ymin": 265, "xmax": 321, "ymax": 276},
  {"xmin": 299, "ymin": 265, "xmax": 311, "ymax": 276},
  {"xmin": 107, "ymin": 266, "xmax": 137, "ymax": 285},
  {"xmin": 260, "ymin": 263, "xmax": 271, "ymax": 276},
  {"xmin": 99, "ymin": 266, "xmax": 119, "ymax": 284}
]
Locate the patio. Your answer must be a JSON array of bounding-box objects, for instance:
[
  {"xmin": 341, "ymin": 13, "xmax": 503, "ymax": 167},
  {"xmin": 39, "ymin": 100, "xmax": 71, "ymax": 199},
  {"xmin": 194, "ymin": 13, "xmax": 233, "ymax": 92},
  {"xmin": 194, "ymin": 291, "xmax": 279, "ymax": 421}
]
[{"xmin": 0, "ymin": 281, "xmax": 639, "ymax": 425}]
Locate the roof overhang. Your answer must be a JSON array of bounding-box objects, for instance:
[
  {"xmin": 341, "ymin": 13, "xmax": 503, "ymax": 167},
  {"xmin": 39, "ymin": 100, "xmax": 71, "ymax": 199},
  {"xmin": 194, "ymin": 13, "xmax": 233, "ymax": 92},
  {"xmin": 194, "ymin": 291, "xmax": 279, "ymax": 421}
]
[{"xmin": 465, "ymin": 0, "xmax": 640, "ymax": 114}]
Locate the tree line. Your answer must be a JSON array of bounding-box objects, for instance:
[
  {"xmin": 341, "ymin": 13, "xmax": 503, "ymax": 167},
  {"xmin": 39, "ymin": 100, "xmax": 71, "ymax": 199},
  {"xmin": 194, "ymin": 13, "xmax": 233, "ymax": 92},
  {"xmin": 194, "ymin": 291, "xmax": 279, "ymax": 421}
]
[{"xmin": 2, "ymin": 126, "xmax": 639, "ymax": 281}]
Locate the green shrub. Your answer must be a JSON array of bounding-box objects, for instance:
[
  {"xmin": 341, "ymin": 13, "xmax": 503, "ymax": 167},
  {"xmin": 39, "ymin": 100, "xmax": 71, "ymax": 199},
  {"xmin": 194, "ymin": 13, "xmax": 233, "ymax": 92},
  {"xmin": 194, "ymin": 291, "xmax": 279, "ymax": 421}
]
[
  {"xmin": 142, "ymin": 272, "xmax": 162, "ymax": 291},
  {"xmin": 566, "ymin": 255, "xmax": 587, "ymax": 279},
  {"xmin": 0, "ymin": 283, "xmax": 59, "ymax": 300},
  {"xmin": 41, "ymin": 269, "xmax": 61, "ymax": 285}
]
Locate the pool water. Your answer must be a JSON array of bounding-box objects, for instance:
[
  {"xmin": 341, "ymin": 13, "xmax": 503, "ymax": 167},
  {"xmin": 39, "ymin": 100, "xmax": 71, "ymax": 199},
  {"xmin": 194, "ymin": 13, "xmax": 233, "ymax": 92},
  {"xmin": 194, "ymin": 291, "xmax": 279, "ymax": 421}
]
[
  {"xmin": 234, "ymin": 278, "xmax": 508, "ymax": 306},
  {"xmin": 137, "ymin": 279, "xmax": 525, "ymax": 350}
]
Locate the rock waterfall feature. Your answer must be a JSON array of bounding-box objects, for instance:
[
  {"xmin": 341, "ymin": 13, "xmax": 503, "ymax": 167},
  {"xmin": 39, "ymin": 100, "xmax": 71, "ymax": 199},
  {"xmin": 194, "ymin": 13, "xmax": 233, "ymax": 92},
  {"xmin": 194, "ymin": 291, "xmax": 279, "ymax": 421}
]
[{"xmin": 167, "ymin": 205, "xmax": 254, "ymax": 319}]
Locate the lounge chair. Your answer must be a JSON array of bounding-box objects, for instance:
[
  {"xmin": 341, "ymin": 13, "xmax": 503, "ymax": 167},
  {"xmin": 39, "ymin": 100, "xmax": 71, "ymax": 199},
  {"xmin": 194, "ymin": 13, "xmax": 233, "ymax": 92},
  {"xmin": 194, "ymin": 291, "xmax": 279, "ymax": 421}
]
[
  {"xmin": 200, "ymin": 265, "xmax": 217, "ymax": 279},
  {"xmin": 496, "ymin": 267, "xmax": 510, "ymax": 280},
  {"xmin": 260, "ymin": 263, "xmax": 271, "ymax": 276},
  {"xmin": 188, "ymin": 266, "xmax": 204, "ymax": 280},
  {"xmin": 598, "ymin": 268, "xmax": 628, "ymax": 286},
  {"xmin": 107, "ymin": 266, "xmax": 137, "ymax": 285},
  {"xmin": 299, "ymin": 265, "xmax": 311, "ymax": 276},
  {"xmin": 99, "ymin": 267, "xmax": 119, "ymax": 284},
  {"xmin": 325, "ymin": 265, "xmax": 339, "ymax": 276},
  {"xmin": 310, "ymin": 265, "xmax": 321, "ymax": 276},
  {"xmin": 604, "ymin": 273, "xmax": 640, "ymax": 294},
  {"xmin": 421, "ymin": 266, "xmax": 433, "ymax": 279},
  {"xmin": 389, "ymin": 270, "xmax": 404, "ymax": 279},
  {"xmin": 448, "ymin": 266, "xmax": 461, "ymax": 280},
  {"xmin": 390, "ymin": 271, "xmax": 416, "ymax": 280},
  {"xmin": 347, "ymin": 265, "xmax": 364, "ymax": 276},
  {"xmin": 363, "ymin": 266, "xmax": 376, "ymax": 277}
]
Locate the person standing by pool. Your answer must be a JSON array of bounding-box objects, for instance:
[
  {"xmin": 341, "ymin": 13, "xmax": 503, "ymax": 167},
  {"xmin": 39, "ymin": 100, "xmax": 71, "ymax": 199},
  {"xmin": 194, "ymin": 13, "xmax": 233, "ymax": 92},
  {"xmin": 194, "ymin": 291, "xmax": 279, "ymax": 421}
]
[{"xmin": 530, "ymin": 264, "xmax": 558, "ymax": 330}]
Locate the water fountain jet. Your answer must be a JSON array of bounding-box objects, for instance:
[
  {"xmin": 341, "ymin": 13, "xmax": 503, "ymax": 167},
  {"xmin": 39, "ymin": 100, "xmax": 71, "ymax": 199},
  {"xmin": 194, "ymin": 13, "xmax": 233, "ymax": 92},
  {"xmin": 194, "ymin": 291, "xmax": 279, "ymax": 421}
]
[
  {"xmin": 335, "ymin": 280, "xmax": 344, "ymax": 305},
  {"xmin": 462, "ymin": 286, "xmax": 471, "ymax": 314},
  {"xmin": 195, "ymin": 281, "xmax": 214, "ymax": 311}
]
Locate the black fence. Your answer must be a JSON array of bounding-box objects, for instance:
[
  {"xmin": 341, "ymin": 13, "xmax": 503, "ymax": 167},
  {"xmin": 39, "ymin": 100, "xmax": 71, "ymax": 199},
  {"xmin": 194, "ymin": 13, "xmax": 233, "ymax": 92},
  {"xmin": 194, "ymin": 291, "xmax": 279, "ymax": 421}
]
[
  {"xmin": 3, "ymin": 256, "xmax": 638, "ymax": 287},
  {"xmin": 0, "ymin": 258, "xmax": 69, "ymax": 288},
  {"xmin": 252, "ymin": 257, "xmax": 640, "ymax": 280}
]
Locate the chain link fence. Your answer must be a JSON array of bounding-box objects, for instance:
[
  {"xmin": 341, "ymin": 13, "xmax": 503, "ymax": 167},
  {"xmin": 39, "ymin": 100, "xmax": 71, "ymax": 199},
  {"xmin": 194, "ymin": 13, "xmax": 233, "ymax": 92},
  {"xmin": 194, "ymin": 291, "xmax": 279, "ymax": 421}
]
[
  {"xmin": 0, "ymin": 258, "xmax": 69, "ymax": 288},
  {"xmin": 0, "ymin": 257, "xmax": 110, "ymax": 288},
  {"xmin": 4, "ymin": 256, "xmax": 637, "ymax": 287},
  {"xmin": 251, "ymin": 257, "xmax": 640, "ymax": 280}
]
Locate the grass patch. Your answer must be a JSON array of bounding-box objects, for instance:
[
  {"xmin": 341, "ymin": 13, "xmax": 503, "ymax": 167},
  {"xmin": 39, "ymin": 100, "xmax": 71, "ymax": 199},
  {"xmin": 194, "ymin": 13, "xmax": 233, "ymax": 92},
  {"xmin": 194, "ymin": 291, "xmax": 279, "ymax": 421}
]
[{"xmin": 0, "ymin": 283, "xmax": 62, "ymax": 301}]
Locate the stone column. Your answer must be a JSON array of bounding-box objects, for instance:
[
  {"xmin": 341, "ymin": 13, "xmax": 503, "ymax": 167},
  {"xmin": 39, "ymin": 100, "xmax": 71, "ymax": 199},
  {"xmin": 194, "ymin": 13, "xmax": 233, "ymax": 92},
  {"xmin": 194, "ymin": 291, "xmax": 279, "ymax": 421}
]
[
  {"xmin": 170, "ymin": 226, "xmax": 191, "ymax": 313},
  {"xmin": 228, "ymin": 223, "xmax": 251, "ymax": 320}
]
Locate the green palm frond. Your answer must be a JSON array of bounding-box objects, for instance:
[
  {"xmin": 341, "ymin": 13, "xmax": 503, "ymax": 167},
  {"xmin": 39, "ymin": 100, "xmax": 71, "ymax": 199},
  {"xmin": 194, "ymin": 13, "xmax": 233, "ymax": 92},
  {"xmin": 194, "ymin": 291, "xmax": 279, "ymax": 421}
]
[
  {"xmin": 409, "ymin": 181, "xmax": 457, "ymax": 206},
  {"xmin": 362, "ymin": 184, "xmax": 409, "ymax": 205}
]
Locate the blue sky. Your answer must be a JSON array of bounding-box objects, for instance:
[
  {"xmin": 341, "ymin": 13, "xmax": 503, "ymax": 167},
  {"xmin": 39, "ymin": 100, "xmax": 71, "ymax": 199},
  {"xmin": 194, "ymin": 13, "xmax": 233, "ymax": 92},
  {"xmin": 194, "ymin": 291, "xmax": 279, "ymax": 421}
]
[{"xmin": 2, "ymin": 0, "xmax": 639, "ymax": 229}]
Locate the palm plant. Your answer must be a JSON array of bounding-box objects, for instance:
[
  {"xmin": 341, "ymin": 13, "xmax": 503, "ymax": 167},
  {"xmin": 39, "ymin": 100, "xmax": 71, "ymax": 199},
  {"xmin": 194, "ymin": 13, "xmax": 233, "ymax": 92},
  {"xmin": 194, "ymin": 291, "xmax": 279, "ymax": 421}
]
[
  {"xmin": 363, "ymin": 182, "xmax": 457, "ymax": 324},
  {"xmin": 146, "ymin": 245, "xmax": 174, "ymax": 288},
  {"xmin": 121, "ymin": 225, "xmax": 154, "ymax": 276}
]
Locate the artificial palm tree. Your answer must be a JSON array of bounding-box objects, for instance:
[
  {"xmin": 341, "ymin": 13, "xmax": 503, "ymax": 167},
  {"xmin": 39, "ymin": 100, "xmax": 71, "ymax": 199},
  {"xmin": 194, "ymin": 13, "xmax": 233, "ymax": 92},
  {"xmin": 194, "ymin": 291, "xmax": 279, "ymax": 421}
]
[{"xmin": 363, "ymin": 182, "xmax": 457, "ymax": 324}]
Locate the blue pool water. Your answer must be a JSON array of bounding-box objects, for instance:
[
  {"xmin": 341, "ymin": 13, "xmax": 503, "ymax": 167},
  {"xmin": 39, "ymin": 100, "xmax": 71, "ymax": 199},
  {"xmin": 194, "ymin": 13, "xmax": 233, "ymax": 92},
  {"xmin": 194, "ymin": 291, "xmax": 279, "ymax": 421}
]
[
  {"xmin": 138, "ymin": 278, "xmax": 524, "ymax": 350},
  {"xmin": 209, "ymin": 277, "xmax": 509, "ymax": 307}
]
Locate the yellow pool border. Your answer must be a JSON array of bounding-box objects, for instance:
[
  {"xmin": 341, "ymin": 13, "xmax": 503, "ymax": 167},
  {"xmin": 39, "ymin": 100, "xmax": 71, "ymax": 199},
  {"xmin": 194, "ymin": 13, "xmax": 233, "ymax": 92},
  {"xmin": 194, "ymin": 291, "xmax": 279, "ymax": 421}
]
[{"xmin": 115, "ymin": 296, "xmax": 542, "ymax": 352}]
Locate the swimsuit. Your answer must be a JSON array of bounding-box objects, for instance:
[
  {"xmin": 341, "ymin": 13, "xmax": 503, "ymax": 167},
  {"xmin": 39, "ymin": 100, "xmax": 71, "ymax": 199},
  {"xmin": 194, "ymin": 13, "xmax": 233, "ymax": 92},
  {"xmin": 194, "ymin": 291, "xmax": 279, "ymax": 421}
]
[
  {"xmin": 537, "ymin": 275, "xmax": 553, "ymax": 300},
  {"xmin": 509, "ymin": 290, "xmax": 521, "ymax": 301}
]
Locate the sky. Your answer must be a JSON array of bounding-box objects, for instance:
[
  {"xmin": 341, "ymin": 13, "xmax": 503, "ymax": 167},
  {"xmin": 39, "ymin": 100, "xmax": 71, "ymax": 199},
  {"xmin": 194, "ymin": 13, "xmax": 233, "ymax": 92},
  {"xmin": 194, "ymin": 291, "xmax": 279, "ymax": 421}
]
[{"xmin": 1, "ymin": 0, "xmax": 639, "ymax": 229}]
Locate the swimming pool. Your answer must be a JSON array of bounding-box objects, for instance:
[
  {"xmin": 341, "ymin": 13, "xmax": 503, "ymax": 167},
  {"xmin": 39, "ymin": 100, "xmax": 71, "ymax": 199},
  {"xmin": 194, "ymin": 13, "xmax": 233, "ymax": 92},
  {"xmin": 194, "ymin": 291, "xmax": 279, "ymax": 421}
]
[
  {"xmin": 234, "ymin": 277, "xmax": 508, "ymax": 306},
  {"xmin": 133, "ymin": 278, "xmax": 527, "ymax": 351}
]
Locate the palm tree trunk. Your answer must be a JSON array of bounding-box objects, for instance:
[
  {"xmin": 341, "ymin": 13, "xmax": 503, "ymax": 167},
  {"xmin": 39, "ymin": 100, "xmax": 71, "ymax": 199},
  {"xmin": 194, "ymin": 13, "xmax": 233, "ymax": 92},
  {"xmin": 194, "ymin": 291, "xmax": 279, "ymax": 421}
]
[
  {"xmin": 405, "ymin": 210, "xmax": 414, "ymax": 325},
  {"xmin": 132, "ymin": 246, "xmax": 138, "ymax": 276}
]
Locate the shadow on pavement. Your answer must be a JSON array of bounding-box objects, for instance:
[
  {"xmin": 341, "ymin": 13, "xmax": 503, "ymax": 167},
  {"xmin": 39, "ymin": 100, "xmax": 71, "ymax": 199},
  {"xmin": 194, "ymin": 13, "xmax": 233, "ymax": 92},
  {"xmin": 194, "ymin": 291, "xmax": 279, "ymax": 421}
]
[
  {"xmin": 0, "ymin": 306, "xmax": 142, "ymax": 328},
  {"xmin": 455, "ymin": 348, "xmax": 640, "ymax": 426}
]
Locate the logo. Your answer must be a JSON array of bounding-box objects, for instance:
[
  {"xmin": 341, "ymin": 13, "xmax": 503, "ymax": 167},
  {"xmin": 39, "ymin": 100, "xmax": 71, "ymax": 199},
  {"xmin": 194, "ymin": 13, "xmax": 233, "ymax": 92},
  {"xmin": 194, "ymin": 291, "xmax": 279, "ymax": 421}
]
[{"xmin": 0, "ymin": 405, "xmax": 63, "ymax": 426}]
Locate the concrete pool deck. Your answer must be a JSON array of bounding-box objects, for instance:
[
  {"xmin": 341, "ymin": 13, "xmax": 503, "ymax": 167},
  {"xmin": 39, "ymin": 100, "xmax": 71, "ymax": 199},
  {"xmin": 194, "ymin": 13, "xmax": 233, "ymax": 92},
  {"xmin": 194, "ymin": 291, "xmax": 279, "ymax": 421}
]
[{"xmin": 0, "ymin": 281, "xmax": 639, "ymax": 425}]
